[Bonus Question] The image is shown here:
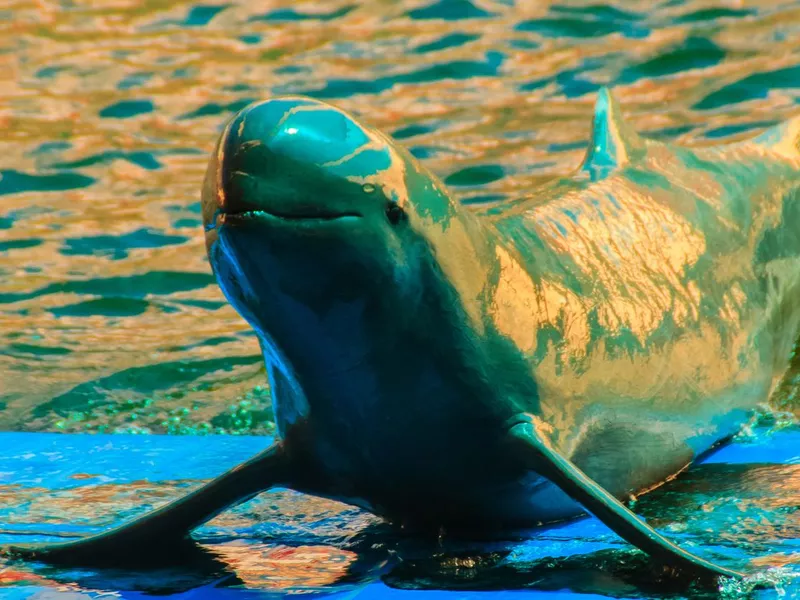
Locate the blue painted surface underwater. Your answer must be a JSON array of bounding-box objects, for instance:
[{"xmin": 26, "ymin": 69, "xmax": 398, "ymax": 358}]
[{"xmin": 1, "ymin": 427, "xmax": 799, "ymax": 598}]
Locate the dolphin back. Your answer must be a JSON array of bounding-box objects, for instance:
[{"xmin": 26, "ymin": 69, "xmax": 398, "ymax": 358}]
[
  {"xmin": 481, "ymin": 89, "xmax": 800, "ymax": 484},
  {"xmin": 748, "ymin": 112, "xmax": 800, "ymax": 160}
]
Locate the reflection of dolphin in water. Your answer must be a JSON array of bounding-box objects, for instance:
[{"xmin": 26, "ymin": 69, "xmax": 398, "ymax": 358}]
[{"xmin": 5, "ymin": 88, "xmax": 800, "ymax": 582}]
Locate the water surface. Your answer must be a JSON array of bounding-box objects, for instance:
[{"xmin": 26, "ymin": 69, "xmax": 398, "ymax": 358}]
[
  {"xmin": 2, "ymin": 0, "xmax": 800, "ymax": 597},
  {"xmin": 0, "ymin": 426, "xmax": 799, "ymax": 599}
]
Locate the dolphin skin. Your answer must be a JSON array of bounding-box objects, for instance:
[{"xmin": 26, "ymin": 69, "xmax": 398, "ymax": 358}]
[{"xmin": 4, "ymin": 88, "xmax": 800, "ymax": 583}]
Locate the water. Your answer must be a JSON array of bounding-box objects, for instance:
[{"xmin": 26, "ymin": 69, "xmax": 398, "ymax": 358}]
[
  {"xmin": 4, "ymin": 0, "xmax": 800, "ymax": 435},
  {"xmin": 2, "ymin": 0, "xmax": 800, "ymax": 597},
  {"xmin": 0, "ymin": 426, "xmax": 799, "ymax": 598}
]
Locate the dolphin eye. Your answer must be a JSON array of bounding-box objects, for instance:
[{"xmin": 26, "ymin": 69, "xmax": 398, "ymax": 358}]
[{"xmin": 385, "ymin": 201, "xmax": 405, "ymax": 225}]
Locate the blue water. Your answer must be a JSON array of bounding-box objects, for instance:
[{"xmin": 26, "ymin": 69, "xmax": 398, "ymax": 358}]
[
  {"xmin": 3, "ymin": 0, "xmax": 800, "ymax": 597},
  {"xmin": 0, "ymin": 426, "xmax": 799, "ymax": 598}
]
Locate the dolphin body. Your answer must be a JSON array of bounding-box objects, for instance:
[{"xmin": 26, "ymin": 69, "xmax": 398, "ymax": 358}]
[{"xmin": 5, "ymin": 89, "xmax": 800, "ymax": 582}]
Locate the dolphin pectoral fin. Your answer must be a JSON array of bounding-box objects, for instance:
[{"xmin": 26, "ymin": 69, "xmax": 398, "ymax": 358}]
[
  {"xmin": 2, "ymin": 442, "xmax": 291, "ymax": 566},
  {"xmin": 506, "ymin": 415, "xmax": 745, "ymax": 581}
]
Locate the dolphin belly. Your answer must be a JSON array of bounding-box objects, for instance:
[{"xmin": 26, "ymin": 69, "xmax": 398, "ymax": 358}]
[{"xmin": 300, "ymin": 414, "xmax": 711, "ymax": 533}]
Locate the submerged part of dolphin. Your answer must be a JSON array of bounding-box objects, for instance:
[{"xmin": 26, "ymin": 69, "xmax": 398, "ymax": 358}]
[{"xmin": 6, "ymin": 89, "xmax": 800, "ymax": 583}]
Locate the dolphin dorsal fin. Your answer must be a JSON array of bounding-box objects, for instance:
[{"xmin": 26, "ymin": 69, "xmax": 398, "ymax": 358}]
[{"xmin": 581, "ymin": 87, "xmax": 644, "ymax": 180}]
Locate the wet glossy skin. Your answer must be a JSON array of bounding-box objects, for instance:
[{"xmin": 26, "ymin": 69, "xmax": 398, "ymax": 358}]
[{"xmin": 202, "ymin": 91, "xmax": 800, "ymax": 531}]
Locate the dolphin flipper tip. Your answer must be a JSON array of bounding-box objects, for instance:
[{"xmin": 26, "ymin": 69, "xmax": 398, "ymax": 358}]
[{"xmin": 506, "ymin": 414, "xmax": 748, "ymax": 583}]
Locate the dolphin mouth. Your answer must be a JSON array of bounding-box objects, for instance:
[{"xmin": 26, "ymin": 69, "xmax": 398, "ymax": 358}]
[{"xmin": 221, "ymin": 209, "xmax": 362, "ymax": 225}]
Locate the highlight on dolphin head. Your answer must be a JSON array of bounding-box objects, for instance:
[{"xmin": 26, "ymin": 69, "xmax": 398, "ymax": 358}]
[
  {"xmin": 200, "ymin": 96, "xmax": 490, "ymax": 384},
  {"xmin": 204, "ymin": 98, "xmax": 395, "ymax": 226}
]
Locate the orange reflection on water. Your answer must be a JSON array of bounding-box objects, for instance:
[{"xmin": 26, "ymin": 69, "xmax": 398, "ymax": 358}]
[
  {"xmin": 0, "ymin": 481, "xmax": 194, "ymax": 528},
  {"xmin": 203, "ymin": 542, "xmax": 358, "ymax": 590}
]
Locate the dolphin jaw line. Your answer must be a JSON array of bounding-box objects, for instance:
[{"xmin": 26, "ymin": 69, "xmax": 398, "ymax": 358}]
[{"xmin": 221, "ymin": 209, "xmax": 362, "ymax": 225}]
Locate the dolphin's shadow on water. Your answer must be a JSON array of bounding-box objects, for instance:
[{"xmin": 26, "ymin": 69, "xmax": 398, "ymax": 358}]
[{"xmin": 3, "ymin": 459, "xmax": 799, "ymax": 598}]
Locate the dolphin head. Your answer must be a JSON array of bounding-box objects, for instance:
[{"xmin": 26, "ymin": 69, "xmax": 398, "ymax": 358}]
[
  {"xmin": 204, "ymin": 97, "xmax": 390, "ymax": 232},
  {"xmin": 203, "ymin": 96, "xmax": 436, "ymax": 327},
  {"xmin": 202, "ymin": 97, "xmax": 493, "ymax": 433}
]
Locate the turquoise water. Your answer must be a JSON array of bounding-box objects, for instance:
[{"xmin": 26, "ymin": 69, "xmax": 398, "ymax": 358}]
[{"xmin": 2, "ymin": 0, "xmax": 800, "ymax": 597}]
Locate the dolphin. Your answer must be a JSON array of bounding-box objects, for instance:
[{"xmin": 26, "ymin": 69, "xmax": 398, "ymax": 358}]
[{"xmin": 5, "ymin": 88, "xmax": 800, "ymax": 583}]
